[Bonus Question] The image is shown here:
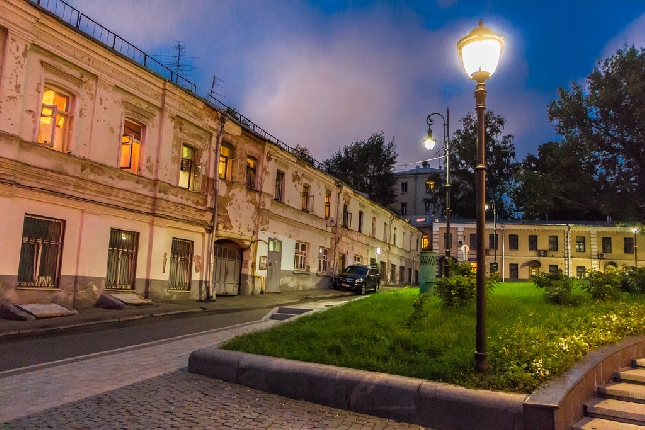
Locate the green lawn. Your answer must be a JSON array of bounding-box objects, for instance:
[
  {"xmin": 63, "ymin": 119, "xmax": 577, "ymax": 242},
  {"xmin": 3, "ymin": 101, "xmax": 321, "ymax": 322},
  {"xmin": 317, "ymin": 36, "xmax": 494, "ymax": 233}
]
[{"xmin": 222, "ymin": 283, "xmax": 645, "ymax": 393}]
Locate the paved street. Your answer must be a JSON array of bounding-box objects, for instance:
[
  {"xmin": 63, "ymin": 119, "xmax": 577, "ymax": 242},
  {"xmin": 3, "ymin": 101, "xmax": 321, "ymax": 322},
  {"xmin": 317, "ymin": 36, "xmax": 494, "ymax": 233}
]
[{"xmin": 0, "ymin": 302, "xmax": 426, "ymax": 429}]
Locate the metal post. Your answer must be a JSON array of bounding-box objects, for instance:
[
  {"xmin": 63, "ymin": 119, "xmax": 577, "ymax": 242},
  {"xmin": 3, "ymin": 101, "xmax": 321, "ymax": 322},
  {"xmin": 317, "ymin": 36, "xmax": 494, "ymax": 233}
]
[
  {"xmin": 474, "ymin": 80, "xmax": 489, "ymax": 373},
  {"xmin": 635, "ymin": 230, "xmax": 639, "ymax": 268},
  {"xmin": 493, "ymin": 202, "xmax": 497, "ymax": 264},
  {"xmin": 445, "ymin": 108, "xmax": 451, "ymax": 277}
]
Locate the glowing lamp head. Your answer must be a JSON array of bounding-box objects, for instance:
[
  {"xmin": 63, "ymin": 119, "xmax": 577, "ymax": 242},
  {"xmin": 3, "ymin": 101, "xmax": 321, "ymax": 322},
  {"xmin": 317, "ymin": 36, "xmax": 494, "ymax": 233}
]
[
  {"xmin": 458, "ymin": 21, "xmax": 504, "ymax": 83},
  {"xmin": 633, "ymin": 227, "xmax": 640, "ymax": 234},
  {"xmin": 423, "ymin": 126, "xmax": 436, "ymax": 150}
]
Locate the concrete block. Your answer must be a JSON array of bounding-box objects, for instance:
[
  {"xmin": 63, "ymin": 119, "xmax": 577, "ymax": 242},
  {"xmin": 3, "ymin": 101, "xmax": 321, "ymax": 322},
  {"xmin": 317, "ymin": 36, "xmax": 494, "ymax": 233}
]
[
  {"xmin": 0, "ymin": 300, "xmax": 36, "ymax": 321},
  {"xmin": 418, "ymin": 381, "xmax": 525, "ymax": 430},
  {"xmin": 266, "ymin": 358, "xmax": 338, "ymax": 407},
  {"xmin": 188, "ymin": 347, "xmax": 243, "ymax": 383},
  {"xmin": 95, "ymin": 293, "xmax": 126, "ymax": 310},
  {"xmin": 350, "ymin": 372, "xmax": 421, "ymax": 423},
  {"xmin": 237, "ymin": 352, "xmax": 271, "ymax": 392}
]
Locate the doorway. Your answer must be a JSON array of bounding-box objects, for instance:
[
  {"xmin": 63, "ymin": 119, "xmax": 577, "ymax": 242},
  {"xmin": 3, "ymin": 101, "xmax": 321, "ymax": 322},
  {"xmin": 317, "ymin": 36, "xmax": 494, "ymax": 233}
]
[
  {"xmin": 266, "ymin": 238, "xmax": 282, "ymax": 293},
  {"xmin": 212, "ymin": 241, "xmax": 241, "ymax": 295}
]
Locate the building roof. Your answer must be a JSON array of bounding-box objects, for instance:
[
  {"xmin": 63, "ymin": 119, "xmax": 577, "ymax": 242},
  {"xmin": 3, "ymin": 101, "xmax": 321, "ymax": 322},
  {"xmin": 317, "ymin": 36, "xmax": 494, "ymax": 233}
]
[{"xmin": 394, "ymin": 165, "xmax": 443, "ymax": 176}]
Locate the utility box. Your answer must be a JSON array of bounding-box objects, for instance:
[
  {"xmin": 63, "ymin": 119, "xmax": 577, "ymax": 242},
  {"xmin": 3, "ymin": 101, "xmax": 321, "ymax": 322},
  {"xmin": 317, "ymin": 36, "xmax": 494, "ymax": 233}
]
[{"xmin": 419, "ymin": 251, "xmax": 437, "ymax": 293}]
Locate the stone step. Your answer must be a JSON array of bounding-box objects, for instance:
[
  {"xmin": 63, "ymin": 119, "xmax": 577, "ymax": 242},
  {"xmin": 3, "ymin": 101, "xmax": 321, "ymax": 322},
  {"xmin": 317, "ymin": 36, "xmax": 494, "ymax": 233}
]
[
  {"xmin": 276, "ymin": 307, "xmax": 312, "ymax": 315},
  {"xmin": 269, "ymin": 313, "xmax": 294, "ymax": 321},
  {"xmin": 615, "ymin": 368, "xmax": 645, "ymax": 385},
  {"xmin": 572, "ymin": 416, "xmax": 645, "ymax": 429},
  {"xmin": 633, "ymin": 358, "xmax": 645, "ymax": 369},
  {"xmin": 599, "ymin": 382, "xmax": 645, "ymax": 404},
  {"xmin": 585, "ymin": 398, "xmax": 645, "ymax": 425}
]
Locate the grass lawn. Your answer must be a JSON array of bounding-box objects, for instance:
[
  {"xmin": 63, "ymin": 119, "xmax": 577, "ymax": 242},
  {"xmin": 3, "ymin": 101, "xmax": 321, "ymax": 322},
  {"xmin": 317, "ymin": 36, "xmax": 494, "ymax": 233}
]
[{"xmin": 222, "ymin": 282, "xmax": 645, "ymax": 393}]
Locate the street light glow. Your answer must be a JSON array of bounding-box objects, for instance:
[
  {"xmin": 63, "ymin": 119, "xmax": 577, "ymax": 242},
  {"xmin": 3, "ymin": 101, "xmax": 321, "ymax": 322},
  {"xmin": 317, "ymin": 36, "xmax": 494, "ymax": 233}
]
[{"xmin": 458, "ymin": 21, "xmax": 504, "ymax": 82}]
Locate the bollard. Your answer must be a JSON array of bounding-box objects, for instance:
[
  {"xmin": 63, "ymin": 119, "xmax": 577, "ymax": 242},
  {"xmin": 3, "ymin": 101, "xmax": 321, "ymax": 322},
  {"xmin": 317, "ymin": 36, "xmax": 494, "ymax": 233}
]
[{"xmin": 419, "ymin": 251, "xmax": 437, "ymax": 293}]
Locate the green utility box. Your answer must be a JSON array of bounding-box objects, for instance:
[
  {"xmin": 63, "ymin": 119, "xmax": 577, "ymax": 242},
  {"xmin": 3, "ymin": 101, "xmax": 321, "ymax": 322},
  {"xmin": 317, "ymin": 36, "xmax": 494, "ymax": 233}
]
[{"xmin": 419, "ymin": 251, "xmax": 437, "ymax": 293}]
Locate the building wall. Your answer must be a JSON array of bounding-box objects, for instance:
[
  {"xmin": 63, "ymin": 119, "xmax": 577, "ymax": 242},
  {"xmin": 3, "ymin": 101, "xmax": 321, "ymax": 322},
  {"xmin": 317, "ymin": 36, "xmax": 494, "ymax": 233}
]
[{"xmin": 0, "ymin": 0, "xmax": 421, "ymax": 308}]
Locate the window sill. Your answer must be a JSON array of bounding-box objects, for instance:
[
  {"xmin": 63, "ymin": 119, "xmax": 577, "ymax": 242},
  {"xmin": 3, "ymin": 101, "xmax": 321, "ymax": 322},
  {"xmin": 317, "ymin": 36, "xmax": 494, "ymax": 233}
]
[
  {"xmin": 293, "ymin": 270, "xmax": 310, "ymax": 275},
  {"xmin": 16, "ymin": 286, "xmax": 60, "ymax": 291},
  {"xmin": 167, "ymin": 289, "xmax": 192, "ymax": 293}
]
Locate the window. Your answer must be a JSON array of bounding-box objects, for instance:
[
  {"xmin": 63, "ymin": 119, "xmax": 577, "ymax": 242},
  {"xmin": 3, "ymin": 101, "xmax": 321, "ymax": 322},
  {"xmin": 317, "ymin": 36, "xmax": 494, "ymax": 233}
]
[
  {"xmin": 401, "ymin": 182, "xmax": 408, "ymax": 193},
  {"xmin": 576, "ymin": 266, "xmax": 586, "ymax": 278},
  {"xmin": 358, "ymin": 211, "xmax": 364, "ymax": 233},
  {"xmin": 383, "ymin": 222, "xmax": 388, "ymax": 242},
  {"xmin": 602, "ymin": 237, "xmax": 612, "ymax": 253},
  {"xmin": 393, "ymin": 227, "xmax": 397, "ymax": 246},
  {"xmin": 576, "ymin": 236, "xmax": 586, "ymax": 252},
  {"xmin": 219, "ymin": 144, "xmax": 232, "ymax": 180},
  {"xmin": 625, "ymin": 237, "xmax": 635, "ymax": 254},
  {"xmin": 38, "ymin": 86, "xmax": 70, "ymax": 152},
  {"xmin": 120, "ymin": 119, "xmax": 142, "ymax": 174},
  {"xmin": 318, "ymin": 247, "xmax": 329, "ymax": 272},
  {"xmin": 354, "ymin": 255, "xmax": 362, "ymax": 264},
  {"xmin": 301, "ymin": 185, "xmax": 310, "ymax": 211},
  {"xmin": 179, "ymin": 144, "xmax": 196, "ymax": 190},
  {"xmin": 342, "ymin": 205, "xmax": 351, "ymax": 228},
  {"xmin": 17, "ymin": 214, "xmax": 65, "ymax": 288},
  {"xmin": 399, "ymin": 266, "xmax": 405, "ymax": 284},
  {"xmin": 548, "ymin": 235, "xmax": 558, "ymax": 251},
  {"xmin": 424, "ymin": 200, "xmax": 432, "ymax": 214},
  {"xmin": 489, "ymin": 234, "xmax": 498, "ymax": 250},
  {"xmin": 529, "ymin": 235, "xmax": 538, "ymax": 251},
  {"xmin": 371, "ymin": 217, "xmax": 376, "ymax": 237},
  {"xmin": 324, "ymin": 191, "xmax": 331, "ymax": 219},
  {"xmin": 338, "ymin": 253, "xmax": 346, "ymax": 273},
  {"xmin": 509, "ymin": 234, "xmax": 518, "ymax": 250},
  {"xmin": 272, "ymin": 170, "xmax": 285, "ymax": 202},
  {"xmin": 416, "ymin": 237, "xmax": 419, "ymax": 251},
  {"xmin": 246, "ymin": 157, "xmax": 257, "ymax": 189},
  {"xmin": 403, "ymin": 232, "xmax": 406, "ymax": 250},
  {"xmin": 425, "ymin": 180, "xmax": 435, "ymax": 193},
  {"xmin": 444, "ymin": 233, "xmax": 453, "ymax": 249},
  {"xmin": 294, "ymin": 242, "xmax": 308, "ymax": 270},
  {"xmin": 469, "ymin": 233, "xmax": 477, "ymax": 250},
  {"xmin": 509, "ymin": 263, "xmax": 518, "ymax": 280},
  {"xmin": 400, "ymin": 203, "xmax": 407, "ymax": 215},
  {"xmin": 391, "ymin": 263, "xmax": 396, "ymax": 282},
  {"xmin": 549, "ymin": 265, "xmax": 558, "ymax": 274},
  {"xmin": 422, "ymin": 234, "xmax": 429, "ymax": 250},
  {"xmin": 106, "ymin": 228, "xmax": 139, "ymax": 289},
  {"xmin": 169, "ymin": 238, "xmax": 193, "ymax": 290}
]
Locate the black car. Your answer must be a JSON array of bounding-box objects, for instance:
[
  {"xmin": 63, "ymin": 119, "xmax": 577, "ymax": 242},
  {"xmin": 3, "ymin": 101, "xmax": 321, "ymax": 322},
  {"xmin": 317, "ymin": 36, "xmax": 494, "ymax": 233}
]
[{"xmin": 333, "ymin": 265, "xmax": 381, "ymax": 295}]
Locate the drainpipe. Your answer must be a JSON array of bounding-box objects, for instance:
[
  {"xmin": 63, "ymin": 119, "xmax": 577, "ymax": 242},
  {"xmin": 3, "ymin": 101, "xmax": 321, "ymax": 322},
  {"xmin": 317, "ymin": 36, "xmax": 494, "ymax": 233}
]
[
  {"xmin": 501, "ymin": 224, "xmax": 505, "ymax": 282},
  {"xmin": 203, "ymin": 115, "xmax": 226, "ymax": 301},
  {"xmin": 331, "ymin": 184, "xmax": 341, "ymax": 283}
]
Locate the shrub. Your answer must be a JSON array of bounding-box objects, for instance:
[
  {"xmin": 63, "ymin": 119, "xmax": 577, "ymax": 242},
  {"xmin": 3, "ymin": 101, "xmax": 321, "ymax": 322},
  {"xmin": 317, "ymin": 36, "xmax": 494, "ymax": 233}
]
[
  {"xmin": 582, "ymin": 270, "xmax": 620, "ymax": 301},
  {"xmin": 407, "ymin": 293, "xmax": 432, "ymax": 327},
  {"xmin": 621, "ymin": 267, "xmax": 645, "ymax": 294},
  {"xmin": 530, "ymin": 270, "xmax": 575, "ymax": 304},
  {"xmin": 434, "ymin": 261, "xmax": 497, "ymax": 308}
]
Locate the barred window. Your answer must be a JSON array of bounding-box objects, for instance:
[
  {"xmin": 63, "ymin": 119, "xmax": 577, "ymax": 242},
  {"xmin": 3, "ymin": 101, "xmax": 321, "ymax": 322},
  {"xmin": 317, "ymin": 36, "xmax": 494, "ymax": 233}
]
[
  {"xmin": 106, "ymin": 228, "xmax": 139, "ymax": 289},
  {"xmin": 18, "ymin": 214, "xmax": 65, "ymax": 288},
  {"xmin": 294, "ymin": 242, "xmax": 307, "ymax": 270},
  {"xmin": 169, "ymin": 238, "xmax": 193, "ymax": 290},
  {"xmin": 318, "ymin": 247, "xmax": 328, "ymax": 272}
]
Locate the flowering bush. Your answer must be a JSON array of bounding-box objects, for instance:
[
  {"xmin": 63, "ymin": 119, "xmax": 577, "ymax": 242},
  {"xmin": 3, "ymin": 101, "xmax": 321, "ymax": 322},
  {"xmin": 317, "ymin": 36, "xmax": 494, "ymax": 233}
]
[
  {"xmin": 530, "ymin": 270, "xmax": 575, "ymax": 304},
  {"xmin": 621, "ymin": 267, "xmax": 645, "ymax": 294},
  {"xmin": 581, "ymin": 270, "xmax": 621, "ymax": 301}
]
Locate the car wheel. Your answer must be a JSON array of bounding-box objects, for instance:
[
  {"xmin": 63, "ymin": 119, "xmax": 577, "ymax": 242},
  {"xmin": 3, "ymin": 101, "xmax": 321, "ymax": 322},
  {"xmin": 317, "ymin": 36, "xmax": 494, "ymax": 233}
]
[
  {"xmin": 360, "ymin": 283, "xmax": 366, "ymax": 295},
  {"xmin": 374, "ymin": 282, "xmax": 379, "ymax": 293}
]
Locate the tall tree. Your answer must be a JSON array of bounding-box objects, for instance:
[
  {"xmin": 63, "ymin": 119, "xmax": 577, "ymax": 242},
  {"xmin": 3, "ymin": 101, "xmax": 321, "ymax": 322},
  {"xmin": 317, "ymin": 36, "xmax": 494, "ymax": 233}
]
[
  {"xmin": 548, "ymin": 46, "xmax": 645, "ymax": 222},
  {"xmin": 324, "ymin": 132, "xmax": 398, "ymax": 207},
  {"xmin": 446, "ymin": 111, "xmax": 517, "ymax": 219},
  {"xmin": 512, "ymin": 140, "xmax": 605, "ymax": 220}
]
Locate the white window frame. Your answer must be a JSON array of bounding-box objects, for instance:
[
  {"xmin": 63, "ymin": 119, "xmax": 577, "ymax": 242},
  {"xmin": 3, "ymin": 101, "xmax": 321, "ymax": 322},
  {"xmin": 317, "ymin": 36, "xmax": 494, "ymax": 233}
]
[
  {"xmin": 294, "ymin": 242, "xmax": 308, "ymax": 271},
  {"xmin": 318, "ymin": 246, "xmax": 329, "ymax": 272},
  {"xmin": 38, "ymin": 86, "xmax": 72, "ymax": 152}
]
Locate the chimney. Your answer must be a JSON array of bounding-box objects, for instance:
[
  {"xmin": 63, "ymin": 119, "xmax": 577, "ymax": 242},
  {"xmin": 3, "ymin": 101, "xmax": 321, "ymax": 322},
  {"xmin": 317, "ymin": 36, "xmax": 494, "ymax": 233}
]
[{"xmin": 422, "ymin": 160, "xmax": 429, "ymax": 168}]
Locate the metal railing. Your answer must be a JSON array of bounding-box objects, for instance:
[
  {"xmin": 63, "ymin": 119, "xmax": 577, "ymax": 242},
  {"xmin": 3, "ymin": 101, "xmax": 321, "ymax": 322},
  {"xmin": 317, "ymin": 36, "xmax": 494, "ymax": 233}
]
[{"xmin": 32, "ymin": 0, "xmax": 196, "ymax": 93}]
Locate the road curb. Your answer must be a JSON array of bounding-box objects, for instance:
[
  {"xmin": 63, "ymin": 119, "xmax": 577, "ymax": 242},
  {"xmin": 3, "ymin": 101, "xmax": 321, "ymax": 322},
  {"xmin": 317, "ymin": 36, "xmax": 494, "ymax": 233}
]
[{"xmin": 188, "ymin": 347, "xmax": 527, "ymax": 429}]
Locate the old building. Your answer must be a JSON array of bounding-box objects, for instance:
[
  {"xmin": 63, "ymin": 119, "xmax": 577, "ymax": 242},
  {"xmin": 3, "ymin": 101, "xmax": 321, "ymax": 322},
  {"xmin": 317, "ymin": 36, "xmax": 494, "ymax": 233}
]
[{"xmin": 0, "ymin": 0, "xmax": 421, "ymax": 310}]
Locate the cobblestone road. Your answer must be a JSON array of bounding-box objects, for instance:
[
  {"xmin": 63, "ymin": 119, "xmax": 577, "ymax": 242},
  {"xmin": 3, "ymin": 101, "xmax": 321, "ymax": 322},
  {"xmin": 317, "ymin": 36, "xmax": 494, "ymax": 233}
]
[{"xmin": 4, "ymin": 370, "xmax": 426, "ymax": 429}]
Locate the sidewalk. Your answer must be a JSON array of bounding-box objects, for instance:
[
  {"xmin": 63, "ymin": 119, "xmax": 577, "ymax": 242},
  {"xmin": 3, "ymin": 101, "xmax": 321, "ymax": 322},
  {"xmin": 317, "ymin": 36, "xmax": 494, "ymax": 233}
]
[{"xmin": 0, "ymin": 288, "xmax": 357, "ymax": 340}]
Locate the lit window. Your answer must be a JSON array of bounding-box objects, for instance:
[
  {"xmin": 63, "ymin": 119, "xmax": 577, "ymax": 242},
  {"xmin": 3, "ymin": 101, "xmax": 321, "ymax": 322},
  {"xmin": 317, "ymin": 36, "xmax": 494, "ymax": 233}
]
[
  {"xmin": 17, "ymin": 214, "xmax": 65, "ymax": 288},
  {"xmin": 324, "ymin": 191, "xmax": 331, "ymax": 219},
  {"xmin": 120, "ymin": 119, "xmax": 142, "ymax": 174},
  {"xmin": 246, "ymin": 157, "xmax": 257, "ymax": 189},
  {"xmin": 294, "ymin": 242, "xmax": 308, "ymax": 270},
  {"xmin": 219, "ymin": 145, "xmax": 232, "ymax": 179},
  {"xmin": 422, "ymin": 234, "xmax": 429, "ymax": 250},
  {"xmin": 38, "ymin": 87, "xmax": 70, "ymax": 152},
  {"xmin": 169, "ymin": 238, "xmax": 193, "ymax": 290},
  {"xmin": 179, "ymin": 144, "xmax": 196, "ymax": 190}
]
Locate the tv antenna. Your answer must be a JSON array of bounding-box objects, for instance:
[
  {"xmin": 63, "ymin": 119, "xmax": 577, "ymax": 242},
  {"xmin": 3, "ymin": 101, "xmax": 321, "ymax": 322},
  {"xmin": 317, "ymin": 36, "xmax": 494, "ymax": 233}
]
[
  {"xmin": 209, "ymin": 75, "xmax": 226, "ymax": 99},
  {"xmin": 154, "ymin": 41, "xmax": 198, "ymax": 78}
]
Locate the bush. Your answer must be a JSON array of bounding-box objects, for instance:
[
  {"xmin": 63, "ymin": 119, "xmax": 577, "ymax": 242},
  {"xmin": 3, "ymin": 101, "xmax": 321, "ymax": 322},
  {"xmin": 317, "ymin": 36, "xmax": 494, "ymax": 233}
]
[
  {"xmin": 621, "ymin": 267, "xmax": 645, "ymax": 294},
  {"xmin": 434, "ymin": 261, "xmax": 497, "ymax": 308},
  {"xmin": 581, "ymin": 270, "xmax": 620, "ymax": 301},
  {"xmin": 531, "ymin": 270, "xmax": 575, "ymax": 304}
]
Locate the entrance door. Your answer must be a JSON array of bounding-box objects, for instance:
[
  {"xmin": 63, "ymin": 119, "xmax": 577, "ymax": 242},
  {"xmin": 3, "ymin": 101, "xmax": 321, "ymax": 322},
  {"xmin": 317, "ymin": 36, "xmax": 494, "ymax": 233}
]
[
  {"xmin": 213, "ymin": 242, "xmax": 241, "ymax": 295},
  {"xmin": 266, "ymin": 238, "xmax": 282, "ymax": 293}
]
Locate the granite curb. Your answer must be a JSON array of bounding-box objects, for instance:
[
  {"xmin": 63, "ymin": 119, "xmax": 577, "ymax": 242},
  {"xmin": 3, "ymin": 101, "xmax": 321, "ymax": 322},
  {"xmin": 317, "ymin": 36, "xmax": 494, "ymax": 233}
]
[{"xmin": 187, "ymin": 347, "xmax": 527, "ymax": 430}]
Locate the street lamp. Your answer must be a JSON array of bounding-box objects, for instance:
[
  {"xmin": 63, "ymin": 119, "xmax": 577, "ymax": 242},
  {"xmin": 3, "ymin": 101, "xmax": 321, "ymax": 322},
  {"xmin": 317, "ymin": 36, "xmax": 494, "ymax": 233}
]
[
  {"xmin": 633, "ymin": 228, "xmax": 639, "ymax": 268},
  {"xmin": 458, "ymin": 20, "xmax": 504, "ymax": 374},
  {"xmin": 424, "ymin": 109, "xmax": 451, "ymax": 276}
]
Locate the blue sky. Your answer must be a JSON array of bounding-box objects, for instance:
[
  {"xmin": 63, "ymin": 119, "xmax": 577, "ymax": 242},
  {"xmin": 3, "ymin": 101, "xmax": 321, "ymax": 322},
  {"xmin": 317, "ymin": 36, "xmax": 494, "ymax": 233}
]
[{"xmin": 71, "ymin": 0, "xmax": 645, "ymax": 170}]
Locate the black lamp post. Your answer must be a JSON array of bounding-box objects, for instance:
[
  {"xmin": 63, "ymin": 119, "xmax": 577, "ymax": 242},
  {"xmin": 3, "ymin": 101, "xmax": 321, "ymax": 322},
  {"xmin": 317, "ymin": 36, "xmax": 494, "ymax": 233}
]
[
  {"xmin": 424, "ymin": 109, "xmax": 450, "ymax": 276},
  {"xmin": 458, "ymin": 20, "xmax": 504, "ymax": 374},
  {"xmin": 633, "ymin": 228, "xmax": 639, "ymax": 268}
]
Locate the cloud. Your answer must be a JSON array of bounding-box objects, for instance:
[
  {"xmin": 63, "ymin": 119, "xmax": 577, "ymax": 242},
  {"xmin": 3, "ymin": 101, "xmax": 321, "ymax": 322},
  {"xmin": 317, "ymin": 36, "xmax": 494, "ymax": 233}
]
[{"xmin": 602, "ymin": 12, "xmax": 645, "ymax": 58}]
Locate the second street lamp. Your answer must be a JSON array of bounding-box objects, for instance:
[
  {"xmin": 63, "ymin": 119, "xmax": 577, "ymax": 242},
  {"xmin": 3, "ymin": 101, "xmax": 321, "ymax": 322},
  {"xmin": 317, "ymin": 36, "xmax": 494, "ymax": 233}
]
[
  {"xmin": 458, "ymin": 20, "xmax": 504, "ymax": 374},
  {"xmin": 424, "ymin": 109, "xmax": 451, "ymax": 276}
]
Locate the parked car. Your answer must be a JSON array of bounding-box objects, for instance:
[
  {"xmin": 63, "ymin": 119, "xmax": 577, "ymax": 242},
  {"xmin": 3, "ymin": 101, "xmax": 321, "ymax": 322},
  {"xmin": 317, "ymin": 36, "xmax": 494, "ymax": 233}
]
[{"xmin": 333, "ymin": 265, "xmax": 381, "ymax": 295}]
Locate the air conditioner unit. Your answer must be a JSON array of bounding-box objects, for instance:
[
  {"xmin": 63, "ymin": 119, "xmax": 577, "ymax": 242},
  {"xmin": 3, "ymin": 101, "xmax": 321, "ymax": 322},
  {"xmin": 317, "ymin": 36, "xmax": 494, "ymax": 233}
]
[
  {"xmin": 598, "ymin": 253, "xmax": 605, "ymax": 259},
  {"xmin": 538, "ymin": 250, "xmax": 548, "ymax": 257}
]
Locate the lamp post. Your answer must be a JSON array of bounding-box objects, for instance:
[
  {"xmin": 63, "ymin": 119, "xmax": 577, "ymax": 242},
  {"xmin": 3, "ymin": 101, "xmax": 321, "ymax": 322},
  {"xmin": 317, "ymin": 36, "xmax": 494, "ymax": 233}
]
[
  {"xmin": 633, "ymin": 228, "xmax": 639, "ymax": 268},
  {"xmin": 458, "ymin": 20, "xmax": 504, "ymax": 374},
  {"xmin": 424, "ymin": 109, "xmax": 451, "ymax": 276}
]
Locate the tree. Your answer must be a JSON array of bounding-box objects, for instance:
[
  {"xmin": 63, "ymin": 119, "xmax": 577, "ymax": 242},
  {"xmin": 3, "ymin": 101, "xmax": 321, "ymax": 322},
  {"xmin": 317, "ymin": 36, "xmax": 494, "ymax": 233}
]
[
  {"xmin": 512, "ymin": 140, "xmax": 605, "ymax": 220},
  {"xmin": 445, "ymin": 111, "xmax": 517, "ymax": 219},
  {"xmin": 547, "ymin": 46, "xmax": 645, "ymax": 222},
  {"xmin": 323, "ymin": 132, "xmax": 397, "ymax": 207},
  {"xmin": 290, "ymin": 144, "xmax": 316, "ymax": 166}
]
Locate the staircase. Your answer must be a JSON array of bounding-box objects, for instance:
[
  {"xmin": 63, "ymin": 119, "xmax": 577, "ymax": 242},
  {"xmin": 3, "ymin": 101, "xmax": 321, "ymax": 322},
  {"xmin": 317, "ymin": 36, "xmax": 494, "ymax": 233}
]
[
  {"xmin": 573, "ymin": 358, "xmax": 645, "ymax": 429},
  {"xmin": 269, "ymin": 306, "xmax": 312, "ymax": 321}
]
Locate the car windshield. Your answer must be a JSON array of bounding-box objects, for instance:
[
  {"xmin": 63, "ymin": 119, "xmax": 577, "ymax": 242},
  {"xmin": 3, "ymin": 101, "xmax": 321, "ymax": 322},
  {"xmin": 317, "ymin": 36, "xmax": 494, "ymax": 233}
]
[{"xmin": 344, "ymin": 266, "xmax": 367, "ymax": 275}]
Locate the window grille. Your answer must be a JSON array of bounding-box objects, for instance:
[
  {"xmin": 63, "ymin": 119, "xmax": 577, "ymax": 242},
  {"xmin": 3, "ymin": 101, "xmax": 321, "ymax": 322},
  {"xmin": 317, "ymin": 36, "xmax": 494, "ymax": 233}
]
[
  {"xmin": 169, "ymin": 238, "xmax": 193, "ymax": 290},
  {"xmin": 106, "ymin": 228, "xmax": 139, "ymax": 289},
  {"xmin": 18, "ymin": 215, "xmax": 65, "ymax": 288}
]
